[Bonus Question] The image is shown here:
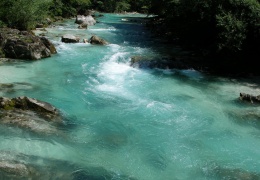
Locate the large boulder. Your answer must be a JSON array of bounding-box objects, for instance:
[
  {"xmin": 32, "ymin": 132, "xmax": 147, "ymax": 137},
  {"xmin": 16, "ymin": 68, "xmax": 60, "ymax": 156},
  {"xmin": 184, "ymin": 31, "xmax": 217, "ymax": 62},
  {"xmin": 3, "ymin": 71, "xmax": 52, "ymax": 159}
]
[
  {"xmin": 0, "ymin": 28, "xmax": 56, "ymax": 60},
  {"xmin": 61, "ymin": 34, "xmax": 80, "ymax": 43},
  {"xmin": 89, "ymin": 35, "xmax": 108, "ymax": 45},
  {"xmin": 75, "ymin": 15, "xmax": 96, "ymax": 26}
]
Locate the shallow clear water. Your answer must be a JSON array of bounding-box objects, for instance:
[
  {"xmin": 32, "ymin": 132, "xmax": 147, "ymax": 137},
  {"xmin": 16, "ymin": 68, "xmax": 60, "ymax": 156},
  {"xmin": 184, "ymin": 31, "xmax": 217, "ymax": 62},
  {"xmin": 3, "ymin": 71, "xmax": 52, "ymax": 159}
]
[{"xmin": 1, "ymin": 13, "xmax": 260, "ymax": 179}]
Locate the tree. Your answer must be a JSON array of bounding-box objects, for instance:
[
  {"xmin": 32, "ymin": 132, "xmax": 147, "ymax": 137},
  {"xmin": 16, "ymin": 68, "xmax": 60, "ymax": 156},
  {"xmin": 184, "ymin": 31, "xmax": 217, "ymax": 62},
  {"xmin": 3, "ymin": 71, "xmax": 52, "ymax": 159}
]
[{"xmin": 0, "ymin": 0, "xmax": 50, "ymax": 30}]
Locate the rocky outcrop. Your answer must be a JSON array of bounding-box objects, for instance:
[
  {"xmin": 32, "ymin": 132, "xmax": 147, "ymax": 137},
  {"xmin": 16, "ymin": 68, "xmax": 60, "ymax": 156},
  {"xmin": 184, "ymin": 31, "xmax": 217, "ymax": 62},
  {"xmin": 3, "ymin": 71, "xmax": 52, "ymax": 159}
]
[
  {"xmin": 240, "ymin": 93, "xmax": 260, "ymax": 104},
  {"xmin": 0, "ymin": 28, "xmax": 57, "ymax": 60},
  {"xmin": 61, "ymin": 34, "xmax": 80, "ymax": 43},
  {"xmin": 0, "ymin": 96, "xmax": 62, "ymax": 134},
  {"xmin": 89, "ymin": 35, "xmax": 108, "ymax": 45},
  {"xmin": 75, "ymin": 15, "xmax": 96, "ymax": 26}
]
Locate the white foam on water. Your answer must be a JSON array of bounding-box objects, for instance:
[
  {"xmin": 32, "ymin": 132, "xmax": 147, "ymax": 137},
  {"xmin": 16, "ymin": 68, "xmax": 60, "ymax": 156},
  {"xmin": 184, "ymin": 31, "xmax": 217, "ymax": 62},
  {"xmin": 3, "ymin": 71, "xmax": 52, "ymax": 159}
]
[
  {"xmin": 88, "ymin": 28, "xmax": 116, "ymax": 31},
  {"xmin": 108, "ymin": 44, "xmax": 121, "ymax": 52},
  {"xmin": 96, "ymin": 61, "xmax": 136, "ymax": 99}
]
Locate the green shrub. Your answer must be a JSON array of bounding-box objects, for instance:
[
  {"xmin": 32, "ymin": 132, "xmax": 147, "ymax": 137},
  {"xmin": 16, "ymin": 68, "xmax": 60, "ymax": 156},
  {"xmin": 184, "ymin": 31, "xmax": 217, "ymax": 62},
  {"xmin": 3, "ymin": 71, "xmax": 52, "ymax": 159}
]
[
  {"xmin": 216, "ymin": 10, "xmax": 247, "ymax": 52},
  {"xmin": 0, "ymin": 48, "xmax": 5, "ymax": 58},
  {"xmin": 0, "ymin": 0, "xmax": 50, "ymax": 30}
]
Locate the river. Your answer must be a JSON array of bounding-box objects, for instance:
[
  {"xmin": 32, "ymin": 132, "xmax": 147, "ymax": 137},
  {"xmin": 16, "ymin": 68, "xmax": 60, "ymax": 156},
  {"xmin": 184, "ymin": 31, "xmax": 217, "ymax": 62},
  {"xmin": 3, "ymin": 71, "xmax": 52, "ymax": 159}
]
[{"xmin": 0, "ymin": 13, "xmax": 260, "ymax": 179}]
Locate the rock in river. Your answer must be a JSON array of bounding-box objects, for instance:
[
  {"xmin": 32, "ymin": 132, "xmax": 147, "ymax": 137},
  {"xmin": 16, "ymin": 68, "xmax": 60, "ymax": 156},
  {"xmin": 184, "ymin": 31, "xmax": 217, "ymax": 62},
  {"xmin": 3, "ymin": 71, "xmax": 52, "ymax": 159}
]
[
  {"xmin": 89, "ymin": 35, "xmax": 108, "ymax": 45},
  {"xmin": 0, "ymin": 96, "xmax": 63, "ymax": 135},
  {"xmin": 240, "ymin": 93, "xmax": 260, "ymax": 104},
  {"xmin": 61, "ymin": 34, "xmax": 80, "ymax": 43},
  {"xmin": 0, "ymin": 28, "xmax": 57, "ymax": 60}
]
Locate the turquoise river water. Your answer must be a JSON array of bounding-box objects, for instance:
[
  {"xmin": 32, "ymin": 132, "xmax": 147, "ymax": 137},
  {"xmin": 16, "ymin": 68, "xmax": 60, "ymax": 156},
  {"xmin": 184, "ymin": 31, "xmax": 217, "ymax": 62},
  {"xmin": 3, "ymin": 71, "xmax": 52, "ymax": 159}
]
[{"xmin": 1, "ymin": 13, "xmax": 260, "ymax": 179}]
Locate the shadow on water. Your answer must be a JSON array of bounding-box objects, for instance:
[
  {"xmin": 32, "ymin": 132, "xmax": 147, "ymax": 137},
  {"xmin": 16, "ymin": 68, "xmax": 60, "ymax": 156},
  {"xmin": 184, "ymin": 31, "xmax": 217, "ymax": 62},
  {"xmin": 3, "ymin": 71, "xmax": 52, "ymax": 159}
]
[
  {"xmin": 143, "ymin": 149, "xmax": 168, "ymax": 171},
  {"xmin": 90, "ymin": 120, "xmax": 132, "ymax": 150},
  {"xmin": 226, "ymin": 108, "xmax": 260, "ymax": 129}
]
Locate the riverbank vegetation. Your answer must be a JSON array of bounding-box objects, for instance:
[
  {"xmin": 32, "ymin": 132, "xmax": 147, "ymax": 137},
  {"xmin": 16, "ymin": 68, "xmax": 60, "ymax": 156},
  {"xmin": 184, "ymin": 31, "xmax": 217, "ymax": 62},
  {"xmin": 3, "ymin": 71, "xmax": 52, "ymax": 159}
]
[{"xmin": 0, "ymin": 0, "xmax": 259, "ymax": 74}]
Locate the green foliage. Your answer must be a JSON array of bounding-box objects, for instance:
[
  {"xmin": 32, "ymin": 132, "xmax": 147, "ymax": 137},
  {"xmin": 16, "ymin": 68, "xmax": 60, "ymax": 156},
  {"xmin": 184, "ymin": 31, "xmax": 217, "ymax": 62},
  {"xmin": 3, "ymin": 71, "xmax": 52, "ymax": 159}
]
[
  {"xmin": 147, "ymin": 0, "xmax": 260, "ymax": 57},
  {"xmin": 115, "ymin": 1, "xmax": 131, "ymax": 12},
  {"xmin": 0, "ymin": 20, "xmax": 6, "ymax": 28},
  {"xmin": 216, "ymin": 9, "xmax": 247, "ymax": 52},
  {"xmin": 0, "ymin": 48, "xmax": 5, "ymax": 58},
  {"xmin": 91, "ymin": 0, "xmax": 137, "ymax": 13},
  {"xmin": 216, "ymin": 0, "xmax": 260, "ymax": 53},
  {"xmin": 0, "ymin": 0, "xmax": 50, "ymax": 30},
  {"xmin": 49, "ymin": 0, "xmax": 91, "ymax": 17}
]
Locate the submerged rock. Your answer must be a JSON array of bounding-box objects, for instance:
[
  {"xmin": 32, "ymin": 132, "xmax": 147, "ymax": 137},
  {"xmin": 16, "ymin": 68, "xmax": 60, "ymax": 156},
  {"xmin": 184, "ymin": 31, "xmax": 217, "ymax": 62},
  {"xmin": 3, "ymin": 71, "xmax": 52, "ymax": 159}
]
[
  {"xmin": 0, "ymin": 82, "xmax": 34, "ymax": 94},
  {"xmin": 211, "ymin": 167, "xmax": 260, "ymax": 180},
  {"xmin": 0, "ymin": 161, "xmax": 37, "ymax": 179},
  {"xmin": 0, "ymin": 28, "xmax": 56, "ymax": 60},
  {"xmin": 226, "ymin": 109, "xmax": 260, "ymax": 129},
  {"xmin": 0, "ymin": 83, "xmax": 15, "ymax": 94},
  {"xmin": 61, "ymin": 34, "xmax": 80, "ymax": 43},
  {"xmin": 0, "ymin": 83, "xmax": 14, "ymax": 89},
  {"xmin": 240, "ymin": 93, "xmax": 260, "ymax": 104},
  {"xmin": 89, "ymin": 35, "xmax": 108, "ymax": 45},
  {"xmin": 0, "ymin": 96, "xmax": 62, "ymax": 134},
  {"xmin": 0, "ymin": 151, "xmax": 137, "ymax": 180}
]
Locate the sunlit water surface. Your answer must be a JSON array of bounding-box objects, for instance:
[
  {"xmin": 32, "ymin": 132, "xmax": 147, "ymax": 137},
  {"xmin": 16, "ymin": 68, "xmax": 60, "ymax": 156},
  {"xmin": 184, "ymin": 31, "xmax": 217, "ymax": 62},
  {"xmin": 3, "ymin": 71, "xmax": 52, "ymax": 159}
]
[{"xmin": 1, "ymin": 13, "xmax": 260, "ymax": 179}]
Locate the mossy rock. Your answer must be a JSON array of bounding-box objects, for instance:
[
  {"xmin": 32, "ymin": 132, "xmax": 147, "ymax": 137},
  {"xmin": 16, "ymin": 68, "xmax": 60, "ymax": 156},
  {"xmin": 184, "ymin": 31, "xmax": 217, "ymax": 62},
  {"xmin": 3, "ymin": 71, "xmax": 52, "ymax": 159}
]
[{"xmin": 0, "ymin": 98, "xmax": 16, "ymax": 110}]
